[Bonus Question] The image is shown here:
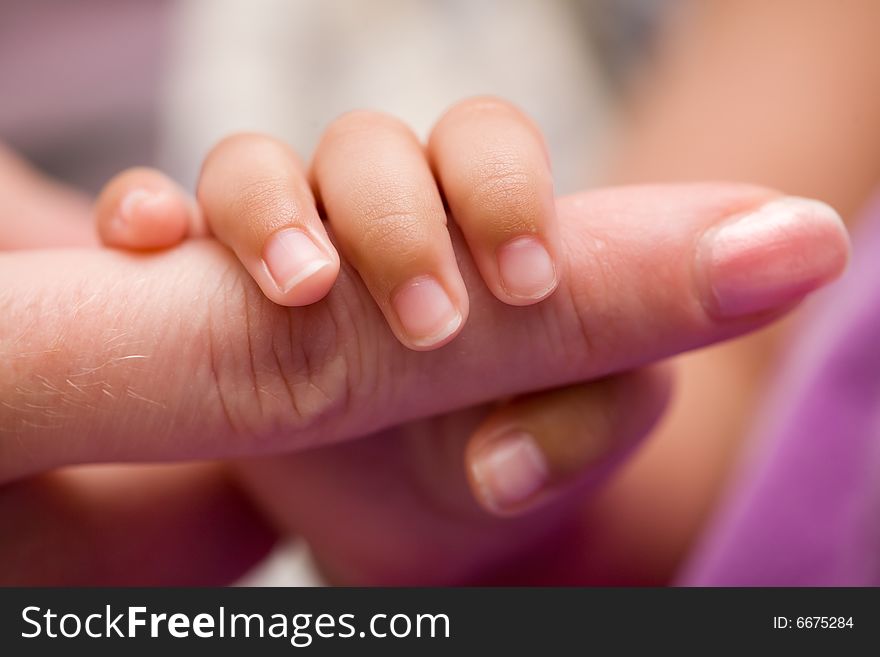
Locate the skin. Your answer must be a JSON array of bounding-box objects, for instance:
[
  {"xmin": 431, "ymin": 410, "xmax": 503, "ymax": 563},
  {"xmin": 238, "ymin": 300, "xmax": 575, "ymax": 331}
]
[
  {"xmin": 82, "ymin": 155, "xmax": 846, "ymax": 589},
  {"xmin": 6, "ymin": 137, "xmax": 632, "ymax": 584},
  {"xmin": 582, "ymin": 0, "xmax": 880, "ymax": 581},
  {"xmin": 0, "ymin": 464, "xmax": 273, "ymax": 586},
  {"xmin": 194, "ymin": 0, "xmax": 880, "ymax": 579},
  {"xmin": 9, "ymin": 183, "xmax": 839, "ymax": 477},
  {"xmin": 0, "ymin": 116, "xmax": 846, "ymax": 583},
  {"xmin": 0, "ymin": 152, "xmax": 273, "ymax": 585},
  {"xmin": 6, "ymin": 0, "xmax": 878, "ymax": 585},
  {"xmin": 95, "ymin": 102, "xmax": 629, "ymax": 521},
  {"xmin": 94, "ymin": 101, "xmax": 573, "ymax": 508},
  {"xmin": 1, "ymin": 159, "xmax": 851, "ymax": 587},
  {"xmin": 99, "ymin": 98, "xmax": 560, "ymax": 349},
  {"xmin": 0, "ymin": 144, "xmax": 95, "ymax": 249}
]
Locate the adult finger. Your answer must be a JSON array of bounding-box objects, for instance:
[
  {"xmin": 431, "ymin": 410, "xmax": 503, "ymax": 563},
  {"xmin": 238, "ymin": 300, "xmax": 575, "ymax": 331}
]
[
  {"xmin": 0, "ymin": 185, "xmax": 849, "ymax": 481},
  {"xmin": 234, "ymin": 368, "xmax": 670, "ymax": 585},
  {"xmin": 467, "ymin": 368, "xmax": 671, "ymax": 515}
]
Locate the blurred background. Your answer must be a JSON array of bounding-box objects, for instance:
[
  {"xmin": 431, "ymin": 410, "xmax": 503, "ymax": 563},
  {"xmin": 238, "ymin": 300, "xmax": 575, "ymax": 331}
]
[
  {"xmin": 2, "ymin": 0, "xmax": 879, "ymax": 585},
  {"xmin": 0, "ymin": 0, "xmax": 651, "ymax": 192}
]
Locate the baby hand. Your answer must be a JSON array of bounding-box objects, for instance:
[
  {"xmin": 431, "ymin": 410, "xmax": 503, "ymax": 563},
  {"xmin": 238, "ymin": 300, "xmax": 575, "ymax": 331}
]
[{"xmin": 95, "ymin": 98, "xmax": 558, "ymax": 350}]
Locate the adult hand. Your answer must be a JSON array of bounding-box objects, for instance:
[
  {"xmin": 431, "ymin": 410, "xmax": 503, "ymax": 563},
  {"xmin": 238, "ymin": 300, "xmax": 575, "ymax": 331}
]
[
  {"xmin": 0, "ymin": 148, "xmax": 273, "ymax": 585},
  {"xmin": 0, "ymin": 182, "xmax": 848, "ymax": 581},
  {"xmin": 228, "ymin": 186, "xmax": 850, "ymax": 584}
]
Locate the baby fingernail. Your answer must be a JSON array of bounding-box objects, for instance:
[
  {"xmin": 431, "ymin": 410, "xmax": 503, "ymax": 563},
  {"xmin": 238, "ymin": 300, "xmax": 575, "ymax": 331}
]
[
  {"xmin": 115, "ymin": 189, "xmax": 166, "ymax": 227},
  {"xmin": 470, "ymin": 431, "xmax": 549, "ymax": 513},
  {"xmin": 497, "ymin": 236, "xmax": 558, "ymax": 301},
  {"xmin": 701, "ymin": 197, "xmax": 849, "ymax": 318},
  {"xmin": 392, "ymin": 275, "xmax": 462, "ymax": 348},
  {"xmin": 263, "ymin": 228, "xmax": 333, "ymax": 294}
]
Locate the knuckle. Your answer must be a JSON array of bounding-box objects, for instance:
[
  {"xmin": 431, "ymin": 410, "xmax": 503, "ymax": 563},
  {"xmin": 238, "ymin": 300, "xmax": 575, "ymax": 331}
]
[
  {"xmin": 344, "ymin": 178, "xmax": 441, "ymax": 262},
  {"xmin": 232, "ymin": 175, "xmax": 300, "ymax": 233},
  {"xmin": 201, "ymin": 132, "xmax": 303, "ymax": 190},
  {"xmin": 356, "ymin": 181, "xmax": 432, "ymax": 236},
  {"xmin": 432, "ymin": 96, "xmax": 542, "ymax": 150},
  {"xmin": 199, "ymin": 134, "xmax": 306, "ymax": 236},
  {"xmin": 555, "ymin": 240, "xmax": 630, "ymax": 371},
  {"xmin": 547, "ymin": 282, "xmax": 600, "ymax": 378},
  {"xmin": 204, "ymin": 268, "xmax": 368, "ymax": 449},
  {"xmin": 206, "ymin": 132, "xmax": 283, "ymax": 163},
  {"xmin": 361, "ymin": 210, "xmax": 430, "ymax": 255},
  {"xmin": 442, "ymin": 95, "xmax": 525, "ymax": 125},
  {"xmin": 323, "ymin": 110, "xmax": 414, "ymax": 146},
  {"xmin": 466, "ymin": 154, "xmax": 543, "ymax": 233}
]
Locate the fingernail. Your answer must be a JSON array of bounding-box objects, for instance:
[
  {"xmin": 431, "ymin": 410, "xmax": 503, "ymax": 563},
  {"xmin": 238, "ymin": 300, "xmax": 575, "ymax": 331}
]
[
  {"xmin": 471, "ymin": 431, "xmax": 549, "ymax": 513},
  {"xmin": 496, "ymin": 236, "xmax": 558, "ymax": 301},
  {"xmin": 263, "ymin": 228, "xmax": 333, "ymax": 294},
  {"xmin": 391, "ymin": 275, "xmax": 462, "ymax": 348},
  {"xmin": 701, "ymin": 197, "xmax": 849, "ymax": 318},
  {"xmin": 115, "ymin": 189, "xmax": 166, "ymax": 227}
]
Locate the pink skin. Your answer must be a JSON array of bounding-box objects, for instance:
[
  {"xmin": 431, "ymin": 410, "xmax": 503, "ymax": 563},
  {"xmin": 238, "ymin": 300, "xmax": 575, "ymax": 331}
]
[
  {"xmin": 110, "ymin": 188, "xmax": 190, "ymax": 249},
  {"xmin": 0, "ymin": 184, "xmax": 849, "ymax": 483},
  {"xmin": 90, "ymin": 186, "xmax": 847, "ymax": 583},
  {"xmin": 391, "ymin": 275, "xmax": 464, "ymax": 348},
  {"xmin": 0, "ymin": 181, "xmax": 849, "ymax": 585},
  {"xmin": 0, "ymin": 465, "xmax": 274, "ymax": 586},
  {"xmin": 701, "ymin": 197, "xmax": 848, "ymax": 317},
  {"xmin": 0, "ymin": 153, "xmax": 274, "ymax": 586},
  {"xmin": 0, "ymin": 145, "xmax": 95, "ymax": 249},
  {"xmin": 495, "ymin": 236, "xmax": 558, "ymax": 302},
  {"xmin": 470, "ymin": 431, "xmax": 550, "ymax": 512},
  {"xmin": 261, "ymin": 228, "xmax": 337, "ymax": 305}
]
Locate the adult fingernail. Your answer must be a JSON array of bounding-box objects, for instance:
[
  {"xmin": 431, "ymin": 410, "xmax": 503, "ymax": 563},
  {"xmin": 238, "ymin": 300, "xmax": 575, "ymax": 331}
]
[
  {"xmin": 263, "ymin": 228, "xmax": 333, "ymax": 294},
  {"xmin": 497, "ymin": 236, "xmax": 558, "ymax": 302},
  {"xmin": 391, "ymin": 275, "xmax": 462, "ymax": 349},
  {"xmin": 470, "ymin": 431, "xmax": 549, "ymax": 513},
  {"xmin": 701, "ymin": 197, "xmax": 849, "ymax": 318}
]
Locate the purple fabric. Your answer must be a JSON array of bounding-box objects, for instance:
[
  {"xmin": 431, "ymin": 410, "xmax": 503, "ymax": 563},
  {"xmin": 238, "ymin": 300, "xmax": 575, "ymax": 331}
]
[{"xmin": 681, "ymin": 197, "xmax": 880, "ymax": 585}]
